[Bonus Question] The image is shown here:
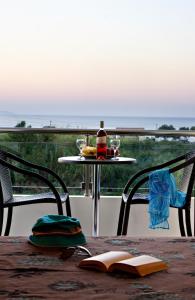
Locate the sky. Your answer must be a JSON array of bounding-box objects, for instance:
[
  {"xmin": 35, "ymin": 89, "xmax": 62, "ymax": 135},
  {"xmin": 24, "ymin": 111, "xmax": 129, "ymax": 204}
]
[{"xmin": 0, "ymin": 0, "xmax": 195, "ymax": 117}]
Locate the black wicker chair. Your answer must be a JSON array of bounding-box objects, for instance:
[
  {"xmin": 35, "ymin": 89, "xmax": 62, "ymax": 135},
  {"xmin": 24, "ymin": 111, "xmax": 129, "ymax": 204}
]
[
  {"xmin": 117, "ymin": 151, "xmax": 195, "ymax": 236},
  {"xmin": 0, "ymin": 149, "xmax": 71, "ymax": 236}
]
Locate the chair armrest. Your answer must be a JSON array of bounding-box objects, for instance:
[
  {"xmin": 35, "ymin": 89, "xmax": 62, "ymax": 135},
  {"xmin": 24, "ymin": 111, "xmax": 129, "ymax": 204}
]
[
  {"xmin": 125, "ymin": 154, "xmax": 195, "ymax": 204},
  {"xmin": 0, "ymin": 157, "xmax": 63, "ymax": 206},
  {"xmin": 123, "ymin": 152, "xmax": 187, "ymax": 193},
  {"xmin": 1, "ymin": 150, "xmax": 68, "ymax": 194},
  {"xmin": 121, "ymin": 193, "xmax": 128, "ymax": 203}
]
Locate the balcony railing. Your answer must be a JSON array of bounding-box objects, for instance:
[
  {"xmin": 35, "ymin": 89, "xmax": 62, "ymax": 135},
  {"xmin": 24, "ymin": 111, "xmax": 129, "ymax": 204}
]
[
  {"xmin": 0, "ymin": 127, "xmax": 195, "ymax": 196},
  {"xmin": 1, "ymin": 126, "xmax": 195, "ymax": 137}
]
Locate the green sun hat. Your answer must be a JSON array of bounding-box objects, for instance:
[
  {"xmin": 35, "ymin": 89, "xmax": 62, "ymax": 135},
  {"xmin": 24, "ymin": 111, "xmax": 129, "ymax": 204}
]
[
  {"xmin": 29, "ymin": 215, "xmax": 86, "ymax": 248},
  {"xmin": 32, "ymin": 215, "xmax": 81, "ymax": 231}
]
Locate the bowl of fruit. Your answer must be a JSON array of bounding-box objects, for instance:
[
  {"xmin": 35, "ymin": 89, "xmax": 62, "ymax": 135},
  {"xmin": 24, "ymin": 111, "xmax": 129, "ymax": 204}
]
[{"xmin": 81, "ymin": 146, "xmax": 97, "ymax": 158}]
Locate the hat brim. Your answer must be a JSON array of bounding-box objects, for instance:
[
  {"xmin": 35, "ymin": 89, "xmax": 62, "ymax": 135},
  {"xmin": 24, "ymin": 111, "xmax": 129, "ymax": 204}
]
[{"xmin": 28, "ymin": 233, "xmax": 86, "ymax": 248}]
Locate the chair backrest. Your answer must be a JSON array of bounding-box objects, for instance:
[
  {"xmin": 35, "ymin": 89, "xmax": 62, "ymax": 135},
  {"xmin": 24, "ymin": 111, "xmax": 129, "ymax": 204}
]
[
  {"xmin": 0, "ymin": 151, "xmax": 14, "ymax": 204},
  {"xmin": 177, "ymin": 151, "xmax": 195, "ymax": 192},
  {"xmin": 172, "ymin": 151, "xmax": 195, "ymax": 207}
]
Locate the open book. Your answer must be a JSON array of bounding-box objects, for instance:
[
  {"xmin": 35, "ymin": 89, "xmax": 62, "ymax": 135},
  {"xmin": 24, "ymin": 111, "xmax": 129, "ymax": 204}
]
[{"xmin": 78, "ymin": 251, "xmax": 168, "ymax": 277}]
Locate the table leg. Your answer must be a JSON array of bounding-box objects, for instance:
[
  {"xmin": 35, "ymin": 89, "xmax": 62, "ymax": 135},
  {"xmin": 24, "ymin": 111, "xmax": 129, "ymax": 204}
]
[
  {"xmin": 192, "ymin": 197, "xmax": 195, "ymax": 236},
  {"xmin": 92, "ymin": 164, "xmax": 101, "ymax": 236}
]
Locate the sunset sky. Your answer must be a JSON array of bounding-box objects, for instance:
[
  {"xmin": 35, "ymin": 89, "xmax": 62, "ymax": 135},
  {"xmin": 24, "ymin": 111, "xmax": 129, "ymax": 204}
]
[{"xmin": 0, "ymin": 0, "xmax": 195, "ymax": 117}]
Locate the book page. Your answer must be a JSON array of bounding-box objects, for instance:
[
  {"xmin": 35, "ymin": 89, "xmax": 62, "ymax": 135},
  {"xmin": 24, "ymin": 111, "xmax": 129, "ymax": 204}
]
[
  {"xmin": 79, "ymin": 251, "xmax": 133, "ymax": 272},
  {"xmin": 108, "ymin": 255, "xmax": 168, "ymax": 276},
  {"xmin": 119, "ymin": 255, "xmax": 163, "ymax": 266}
]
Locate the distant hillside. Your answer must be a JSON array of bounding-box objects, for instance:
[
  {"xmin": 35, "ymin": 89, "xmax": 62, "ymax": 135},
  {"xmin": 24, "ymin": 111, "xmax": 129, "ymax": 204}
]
[{"xmin": 0, "ymin": 111, "xmax": 14, "ymax": 115}]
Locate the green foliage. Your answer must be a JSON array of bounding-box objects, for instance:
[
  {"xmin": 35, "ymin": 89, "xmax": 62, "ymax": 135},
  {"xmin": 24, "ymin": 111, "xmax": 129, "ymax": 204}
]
[
  {"xmin": 157, "ymin": 124, "xmax": 177, "ymax": 140},
  {"xmin": 6, "ymin": 120, "xmax": 37, "ymax": 144},
  {"xmin": 158, "ymin": 124, "xmax": 175, "ymax": 130},
  {"xmin": 15, "ymin": 121, "xmax": 30, "ymax": 128},
  {"xmin": 0, "ymin": 130, "xmax": 194, "ymax": 196},
  {"xmin": 179, "ymin": 127, "xmax": 189, "ymax": 130}
]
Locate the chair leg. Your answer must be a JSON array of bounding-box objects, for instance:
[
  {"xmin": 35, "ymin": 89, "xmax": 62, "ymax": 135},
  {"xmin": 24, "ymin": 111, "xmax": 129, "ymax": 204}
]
[
  {"xmin": 178, "ymin": 208, "xmax": 185, "ymax": 236},
  {"xmin": 57, "ymin": 201, "xmax": 64, "ymax": 215},
  {"xmin": 4, "ymin": 207, "xmax": 13, "ymax": 236},
  {"xmin": 122, "ymin": 202, "xmax": 132, "ymax": 236},
  {"xmin": 185, "ymin": 207, "xmax": 192, "ymax": 236},
  {"xmin": 65, "ymin": 197, "xmax": 71, "ymax": 217},
  {"xmin": 117, "ymin": 200, "xmax": 126, "ymax": 236},
  {"xmin": 0, "ymin": 207, "xmax": 4, "ymax": 236}
]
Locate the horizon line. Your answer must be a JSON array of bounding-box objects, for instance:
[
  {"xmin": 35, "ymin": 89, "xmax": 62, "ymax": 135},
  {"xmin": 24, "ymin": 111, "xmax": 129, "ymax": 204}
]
[{"xmin": 1, "ymin": 111, "xmax": 195, "ymax": 119}]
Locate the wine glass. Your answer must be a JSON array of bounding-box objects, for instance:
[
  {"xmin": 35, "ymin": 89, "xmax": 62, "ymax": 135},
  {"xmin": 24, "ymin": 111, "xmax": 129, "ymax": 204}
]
[
  {"xmin": 110, "ymin": 136, "xmax": 120, "ymax": 159},
  {"xmin": 76, "ymin": 138, "xmax": 87, "ymax": 157}
]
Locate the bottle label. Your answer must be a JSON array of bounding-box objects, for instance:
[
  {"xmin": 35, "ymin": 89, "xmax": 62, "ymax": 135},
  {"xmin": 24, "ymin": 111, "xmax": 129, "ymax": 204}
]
[{"xmin": 96, "ymin": 136, "xmax": 106, "ymax": 144}]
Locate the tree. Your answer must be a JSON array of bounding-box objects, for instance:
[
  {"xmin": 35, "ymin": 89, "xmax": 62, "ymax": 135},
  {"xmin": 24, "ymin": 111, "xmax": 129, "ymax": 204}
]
[
  {"xmin": 179, "ymin": 127, "xmax": 189, "ymax": 131},
  {"xmin": 15, "ymin": 121, "xmax": 31, "ymax": 128},
  {"xmin": 178, "ymin": 127, "xmax": 189, "ymax": 142},
  {"xmin": 158, "ymin": 124, "xmax": 176, "ymax": 130},
  {"xmin": 7, "ymin": 120, "xmax": 37, "ymax": 143},
  {"xmin": 157, "ymin": 124, "xmax": 176, "ymax": 140}
]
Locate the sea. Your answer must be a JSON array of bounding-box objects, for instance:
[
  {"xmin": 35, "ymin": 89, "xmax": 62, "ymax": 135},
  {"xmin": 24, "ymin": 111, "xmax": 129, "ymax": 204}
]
[{"xmin": 0, "ymin": 113, "xmax": 195, "ymax": 130}]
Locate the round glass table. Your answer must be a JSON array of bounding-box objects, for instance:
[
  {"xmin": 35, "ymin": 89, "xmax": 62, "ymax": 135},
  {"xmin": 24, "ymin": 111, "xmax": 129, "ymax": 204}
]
[{"xmin": 58, "ymin": 156, "xmax": 136, "ymax": 236}]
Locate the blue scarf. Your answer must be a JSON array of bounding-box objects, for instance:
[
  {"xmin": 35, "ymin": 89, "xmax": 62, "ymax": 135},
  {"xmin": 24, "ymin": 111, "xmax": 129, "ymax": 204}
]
[{"xmin": 148, "ymin": 168, "xmax": 186, "ymax": 229}]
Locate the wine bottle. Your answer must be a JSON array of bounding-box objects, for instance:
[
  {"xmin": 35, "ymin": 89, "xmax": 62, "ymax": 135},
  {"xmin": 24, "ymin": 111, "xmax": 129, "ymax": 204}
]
[{"xmin": 96, "ymin": 120, "xmax": 107, "ymax": 160}]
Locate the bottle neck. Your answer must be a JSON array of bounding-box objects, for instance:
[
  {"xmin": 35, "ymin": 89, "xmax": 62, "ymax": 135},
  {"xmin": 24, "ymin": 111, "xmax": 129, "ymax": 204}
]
[{"xmin": 100, "ymin": 121, "xmax": 104, "ymax": 129}]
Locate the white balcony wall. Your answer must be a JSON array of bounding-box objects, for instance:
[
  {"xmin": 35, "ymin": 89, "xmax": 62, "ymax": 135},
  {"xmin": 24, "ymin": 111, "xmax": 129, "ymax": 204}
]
[{"xmin": 4, "ymin": 196, "xmax": 194, "ymax": 237}]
